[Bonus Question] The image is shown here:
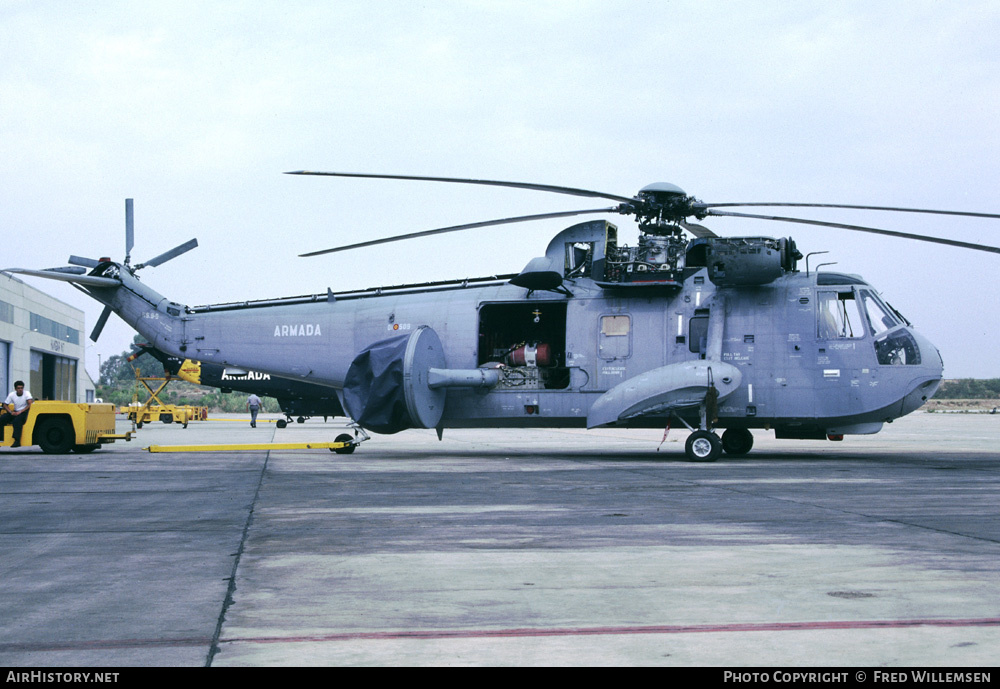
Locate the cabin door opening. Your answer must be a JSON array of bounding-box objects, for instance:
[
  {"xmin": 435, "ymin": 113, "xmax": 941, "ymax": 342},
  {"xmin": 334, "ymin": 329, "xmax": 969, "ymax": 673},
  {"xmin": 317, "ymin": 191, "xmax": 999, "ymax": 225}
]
[{"xmin": 478, "ymin": 302, "xmax": 569, "ymax": 389}]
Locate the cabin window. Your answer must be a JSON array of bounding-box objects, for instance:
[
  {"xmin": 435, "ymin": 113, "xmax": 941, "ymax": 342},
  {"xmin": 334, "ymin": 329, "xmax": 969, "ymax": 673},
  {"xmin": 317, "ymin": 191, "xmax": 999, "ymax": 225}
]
[
  {"xmin": 817, "ymin": 291, "xmax": 864, "ymax": 339},
  {"xmin": 689, "ymin": 315, "xmax": 709, "ymax": 355},
  {"xmin": 600, "ymin": 315, "xmax": 630, "ymax": 336},
  {"xmin": 598, "ymin": 314, "xmax": 631, "ymax": 360}
]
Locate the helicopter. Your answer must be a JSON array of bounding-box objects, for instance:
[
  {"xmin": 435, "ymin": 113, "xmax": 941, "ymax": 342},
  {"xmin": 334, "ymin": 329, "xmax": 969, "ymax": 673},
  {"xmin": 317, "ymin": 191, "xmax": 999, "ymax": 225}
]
[
  {"xmin": 6, "ymin": 174, "xmax": 1000, "ymax": 461},
  {"xmin": 127, "ymin": 342, "xmax": 345, "ymax": 427}
]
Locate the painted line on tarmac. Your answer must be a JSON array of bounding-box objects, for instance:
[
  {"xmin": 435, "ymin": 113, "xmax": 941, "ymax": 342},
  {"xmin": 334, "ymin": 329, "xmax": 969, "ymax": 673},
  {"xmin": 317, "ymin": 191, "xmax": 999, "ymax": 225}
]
[
  {"xmin": 6, "ymin": 618, "xmax": 998, "ymax": 653},
  {"xmin": 222, "ymin": 617, "xmax": 1000, "ymax": 644}
]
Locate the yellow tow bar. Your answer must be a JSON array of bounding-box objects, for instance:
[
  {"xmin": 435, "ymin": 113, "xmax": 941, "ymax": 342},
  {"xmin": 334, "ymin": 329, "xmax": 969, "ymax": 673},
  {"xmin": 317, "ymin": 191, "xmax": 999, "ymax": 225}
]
[{"xmin": 146, "ymin": 440, "xmax": 354, "ymax": 453}]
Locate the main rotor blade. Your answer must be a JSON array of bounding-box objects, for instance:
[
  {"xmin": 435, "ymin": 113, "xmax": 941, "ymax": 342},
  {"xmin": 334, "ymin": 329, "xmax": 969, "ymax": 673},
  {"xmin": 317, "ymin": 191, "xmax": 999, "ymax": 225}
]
[
  {"xmin": 286, "ymin": 171, "xmax": 637, "ymax": 204},
  {"xmin": 300, "ymin": 207, "xmax": 618, "ymax": 257},
  {"xmin": 68, "ymin": 255, "xmax": 100, "ymax": 268},
  {"xmin": 43, "ymin": 266, "xmax": 87, "ymax": 275},
  {"xmin": 704, "ymin": 210, "xmax": 1000, "ymax": 254},
  {"xmin": 90, "ymin": 305, "xmax": 113, "ymax": 342},
  {"xmin": 698, "ymin": 202, "xmax": 1000, "ymax": 219},
  {"xmin": 135, "ymin": 238, "xmax": 199, "ymax": 269},
  {"xmin": 679, "ymin": 220, "xmax": 717, "ymax": 239}
]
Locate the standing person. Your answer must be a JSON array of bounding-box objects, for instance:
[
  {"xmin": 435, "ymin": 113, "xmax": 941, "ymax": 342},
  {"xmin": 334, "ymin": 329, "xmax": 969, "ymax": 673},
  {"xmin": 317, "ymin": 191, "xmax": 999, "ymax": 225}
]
[
  {"xmin": 1, "ymin": 381, "xmax": 33, "ymax": 448},
  {"xmin": 246, "ymin": 393, "xmax": 263, "ymax": 428}
]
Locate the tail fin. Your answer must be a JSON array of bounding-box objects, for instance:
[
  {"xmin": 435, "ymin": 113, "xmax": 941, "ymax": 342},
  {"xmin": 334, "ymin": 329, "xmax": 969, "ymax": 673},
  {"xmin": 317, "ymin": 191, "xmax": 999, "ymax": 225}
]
[
  {"xmin": 5, "ymin": 198, "xmax": 197, "ymax": 347},
  {"xmin": 1, "ymin": 267, "xmax": 118, "ymax": 289}
]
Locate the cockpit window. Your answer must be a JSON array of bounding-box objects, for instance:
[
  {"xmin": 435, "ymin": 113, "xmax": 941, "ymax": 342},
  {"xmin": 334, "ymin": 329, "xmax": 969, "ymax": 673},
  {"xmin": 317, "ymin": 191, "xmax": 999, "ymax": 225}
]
[
  {"xmin": 859, "ymin": 290, "xmax": 898, "ymax": 337},
  {"xmin": 817, "ymin": 289, "xmax": 920, "ymax": 364},
  {"xmin": 875, "ymin": 330, "xmax": 921, "ymax": 365},
  {"xmin": 817, "ymin": 291, "xmax": 864, "ymax": 339}
]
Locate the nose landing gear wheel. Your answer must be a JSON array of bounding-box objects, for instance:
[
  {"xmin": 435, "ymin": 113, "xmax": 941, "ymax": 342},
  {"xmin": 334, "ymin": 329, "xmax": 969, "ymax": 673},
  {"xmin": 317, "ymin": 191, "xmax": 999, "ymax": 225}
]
[{"xmin": 685, "ymin": 430, "xmax": 722, "ymax": 462}]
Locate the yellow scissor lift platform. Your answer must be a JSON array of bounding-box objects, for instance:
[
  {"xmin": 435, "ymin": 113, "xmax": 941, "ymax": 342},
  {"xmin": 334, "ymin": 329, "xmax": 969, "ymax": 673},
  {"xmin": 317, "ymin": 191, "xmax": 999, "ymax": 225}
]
[{"xmin": 122, "ymin": 367, "xmax": 206, "ymax": 428}]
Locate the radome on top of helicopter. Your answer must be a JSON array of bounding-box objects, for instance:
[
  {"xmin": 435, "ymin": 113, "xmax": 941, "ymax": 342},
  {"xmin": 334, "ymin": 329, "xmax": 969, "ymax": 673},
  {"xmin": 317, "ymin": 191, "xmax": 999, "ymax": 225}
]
[{"xmin": 6, "ymin": 171, "xmax": 1000, "ymax": 461}]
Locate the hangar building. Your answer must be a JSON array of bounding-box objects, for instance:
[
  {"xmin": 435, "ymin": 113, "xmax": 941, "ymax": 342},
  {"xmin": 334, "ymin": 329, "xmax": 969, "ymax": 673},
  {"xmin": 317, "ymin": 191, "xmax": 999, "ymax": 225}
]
[{"xmin": 0, "ymin": 273, "xmax": 97, "ymax": 403}]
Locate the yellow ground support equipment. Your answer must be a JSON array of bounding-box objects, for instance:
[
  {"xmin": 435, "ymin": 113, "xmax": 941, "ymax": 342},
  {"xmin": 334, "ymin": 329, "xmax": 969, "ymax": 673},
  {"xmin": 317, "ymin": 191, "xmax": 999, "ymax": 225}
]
[
  {"xmin": 2, "ymin": 401, "xmax": 133, "ymax": 454},
  {"xmin": 123, "ymin": 404, "xmax": 191, "ymax": 427},
  {"xmin": 122, "ymin": 368, "xmax": 206, "ymax": 428}
]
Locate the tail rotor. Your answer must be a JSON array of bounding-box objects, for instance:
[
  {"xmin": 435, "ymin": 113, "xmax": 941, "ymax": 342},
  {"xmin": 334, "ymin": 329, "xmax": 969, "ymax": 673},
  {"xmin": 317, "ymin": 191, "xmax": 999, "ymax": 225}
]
[
  {"xmin": 65, "ymin": 198, "xmax": 198, "ymax": 341},
  {"xmin": 70, "ymin": 198, "xmax": 199, "ymax": 275}
]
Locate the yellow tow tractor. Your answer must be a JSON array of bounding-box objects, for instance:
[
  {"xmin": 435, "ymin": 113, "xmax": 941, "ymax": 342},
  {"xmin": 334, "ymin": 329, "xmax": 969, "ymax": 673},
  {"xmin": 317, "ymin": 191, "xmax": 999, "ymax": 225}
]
[{"xmin": 2, "ymin": 401, "xmax": 133, "ymax": 454}]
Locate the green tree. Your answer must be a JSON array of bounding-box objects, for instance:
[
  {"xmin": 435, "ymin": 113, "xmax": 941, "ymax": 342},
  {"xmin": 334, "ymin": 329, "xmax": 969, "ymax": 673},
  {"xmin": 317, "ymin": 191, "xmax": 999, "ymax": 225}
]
[{"xmin": 936, "ymin": 379, "xmax": 1000, "ymax": 399}]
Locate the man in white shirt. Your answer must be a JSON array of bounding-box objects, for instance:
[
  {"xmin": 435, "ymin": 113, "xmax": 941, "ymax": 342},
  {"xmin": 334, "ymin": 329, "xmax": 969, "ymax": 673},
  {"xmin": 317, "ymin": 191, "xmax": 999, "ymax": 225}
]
[
  {"xmin": 1, "ymin": 380, "xmax": 33, "ymax": 448},
  {"xmin": 246, "ymin": 393, "xmax": 263, "ymax": 428}
]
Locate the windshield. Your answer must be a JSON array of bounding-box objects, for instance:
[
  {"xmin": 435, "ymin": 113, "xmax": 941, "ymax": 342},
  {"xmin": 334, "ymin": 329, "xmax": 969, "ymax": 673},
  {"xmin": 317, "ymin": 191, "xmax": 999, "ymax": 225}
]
[{"xmin": 859, "ymin": 290, "xmax": 899, "ymax": 337}]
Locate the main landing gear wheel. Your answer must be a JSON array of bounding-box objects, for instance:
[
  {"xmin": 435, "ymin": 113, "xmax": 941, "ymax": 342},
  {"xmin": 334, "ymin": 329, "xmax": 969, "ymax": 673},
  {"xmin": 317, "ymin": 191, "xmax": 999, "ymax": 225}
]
[
  {"xmin": 685, "ymin": 430, "xmax": 722, "ymax": 462},
  {"xmin": 721, "ymin": 428, "xmax": 754, "ymax": 456},
  {"xmin": 276, "ymin": 419, "xmax": 288, "ymax": 429}
]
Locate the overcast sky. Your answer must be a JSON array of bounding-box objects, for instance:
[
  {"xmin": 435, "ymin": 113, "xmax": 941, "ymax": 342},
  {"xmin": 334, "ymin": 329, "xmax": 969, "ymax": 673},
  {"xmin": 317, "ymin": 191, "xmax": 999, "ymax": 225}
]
[{"xmin": 3, "ymin": 0, "xmax": 999, "ymax": 380}]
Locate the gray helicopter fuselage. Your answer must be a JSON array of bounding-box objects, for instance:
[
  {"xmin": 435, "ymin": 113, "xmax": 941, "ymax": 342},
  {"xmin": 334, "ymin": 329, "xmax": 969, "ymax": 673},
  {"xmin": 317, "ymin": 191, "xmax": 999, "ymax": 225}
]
[
  {"xmin": 11, "ymin": 182, "xmax": 989, "ymax": 460},
  {"xmin": 93, "ymin": 247, "xmax": 943, "ymax": 438}
]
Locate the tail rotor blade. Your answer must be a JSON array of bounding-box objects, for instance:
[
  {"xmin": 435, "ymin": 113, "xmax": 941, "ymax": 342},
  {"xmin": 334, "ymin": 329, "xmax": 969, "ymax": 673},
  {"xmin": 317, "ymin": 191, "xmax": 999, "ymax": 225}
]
[
  {"xmin": 136, "ymin": 238, "xmax": 199, "ymax": 269},
  {"xmin": 90, "ymin": 305, "xmax": 113, "ymax": 342},
  {"xmin": 125, "ymin": 198, "xmax": 135, "ymax": 264}
]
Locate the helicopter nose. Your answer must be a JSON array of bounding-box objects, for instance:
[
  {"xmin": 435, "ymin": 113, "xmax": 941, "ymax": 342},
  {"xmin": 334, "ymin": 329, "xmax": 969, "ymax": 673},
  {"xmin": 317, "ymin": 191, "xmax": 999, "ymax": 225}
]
[
  {"xmin": 900, "ymin": 377, "xmax": 942, "ymax": 416},
  {"xmin": 912, "ymin": 329, "xmax": 944, "ymax": 375},
  {"xmin": 898, "ymin": 330, "xmax": 944, "ymax": 416}
]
